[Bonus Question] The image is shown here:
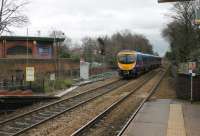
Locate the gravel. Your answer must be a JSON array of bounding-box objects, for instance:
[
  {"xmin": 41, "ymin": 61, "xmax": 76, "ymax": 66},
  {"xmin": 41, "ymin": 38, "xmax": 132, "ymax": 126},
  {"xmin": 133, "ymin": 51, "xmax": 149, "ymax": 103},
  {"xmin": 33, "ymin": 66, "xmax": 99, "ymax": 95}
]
[
  {"xmin": 19, "ymin": 70, "xmax": 155, "ymax": 136},
  {"xmin": 81, "ymin": 69, "xmax": 163, "ymax": 136},
  {"xmin": 151, "ymin": 67, "xmax": 177, "ymax": 99},
  {"xmin": 0, "ymin": 77, "xmax": 119, "ymax": 122}
]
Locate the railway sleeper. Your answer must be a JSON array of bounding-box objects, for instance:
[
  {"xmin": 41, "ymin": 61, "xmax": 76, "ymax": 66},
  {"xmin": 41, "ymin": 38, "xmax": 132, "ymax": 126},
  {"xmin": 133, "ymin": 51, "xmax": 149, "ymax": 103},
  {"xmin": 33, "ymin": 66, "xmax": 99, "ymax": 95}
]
[
  {"xmin": 31, "ymin": 115, "xmax": 46, "ymax": 121},
  {"xmin": 50, "ymin": 109, "xmax": 64, "ymax": 113},
  {"xmin": 23, "ymin": 118, "xmax": 38, "ymax": 124},
  {"xmin": 13, "ymin": 121, "xmax": 30, "ymax": 127},
  {"xmin": 37, "ymin": 112, "xmax": 52, "ymax": 118},
  {"xmin": 51, "ymin": 106, "xmax": 66, "ymax": 110},
  {"xmin": 0, "ymin": 131, "xmax": 14, "ymax": 136},
  {"xmin": 0, "ymin": 125, "xmax": 20, "ymax": 133}
]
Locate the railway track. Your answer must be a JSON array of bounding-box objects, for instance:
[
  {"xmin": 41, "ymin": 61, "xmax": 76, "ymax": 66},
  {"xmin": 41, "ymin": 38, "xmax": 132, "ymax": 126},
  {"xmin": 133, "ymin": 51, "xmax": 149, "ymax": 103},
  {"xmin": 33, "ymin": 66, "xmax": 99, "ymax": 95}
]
[
  {"xmin": 0, "ymin": 79, "xmax": 129, "ymax": 136},
  {"xmin": 70, "ymin": 69, "xmax": 166, "ymax": 136},
  {"xmin": 117, "ymin": 68, "xmax": 167, "ymax": 136}
]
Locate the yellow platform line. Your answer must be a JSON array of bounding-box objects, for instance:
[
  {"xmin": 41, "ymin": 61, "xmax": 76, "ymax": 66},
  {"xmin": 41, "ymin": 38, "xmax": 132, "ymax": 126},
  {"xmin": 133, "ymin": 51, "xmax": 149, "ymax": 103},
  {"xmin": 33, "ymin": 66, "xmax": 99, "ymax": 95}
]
[{"xmin": 167, "ymin": 104, "xmax": 186, "ymax": 136}]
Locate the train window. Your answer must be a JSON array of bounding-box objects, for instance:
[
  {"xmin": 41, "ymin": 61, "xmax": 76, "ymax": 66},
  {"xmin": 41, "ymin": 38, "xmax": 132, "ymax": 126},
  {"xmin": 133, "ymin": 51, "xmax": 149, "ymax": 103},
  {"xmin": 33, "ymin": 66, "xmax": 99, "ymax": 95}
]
[
  {"xmin": 143, "ymin": 56, "xmax": 147, "ymax": 62},
  {"xmin": 118, "ymin": 55, "xmax": 135, "ymax": 64},
  {"xmin": 118, "ymin": 55, "xmax": 126, "ymax": 63},
  {"xmin": 137, "ymin": 54, "xmax": 143, "ymax": 62}
]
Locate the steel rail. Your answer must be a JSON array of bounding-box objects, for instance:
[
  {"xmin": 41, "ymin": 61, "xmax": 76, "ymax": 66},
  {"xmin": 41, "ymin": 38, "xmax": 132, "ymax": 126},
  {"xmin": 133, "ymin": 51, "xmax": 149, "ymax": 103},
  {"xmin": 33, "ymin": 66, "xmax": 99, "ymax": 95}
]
[
  {"xmin": 70, "ymin": 70, "xmax": 159, "ymax": 136},
  {"xmin": 0, "ymin": 79, "xmax": 121, "ymax": 125},
  {"xmin": 0, "ymin": 79, "xmax": 128, "ymax": 136},
  {"xmin": 117, "ymin": 68, "xmax": 167, "ymax": 136}
]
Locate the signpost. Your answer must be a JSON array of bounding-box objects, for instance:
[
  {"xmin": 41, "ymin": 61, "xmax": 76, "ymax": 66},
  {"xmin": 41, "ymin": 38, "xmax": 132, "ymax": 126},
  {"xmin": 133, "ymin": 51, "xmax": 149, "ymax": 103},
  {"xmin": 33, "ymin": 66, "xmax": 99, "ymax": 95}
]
[{"xmin": 188, "ymin": 62, "xmax": 196, "ymax": 102}]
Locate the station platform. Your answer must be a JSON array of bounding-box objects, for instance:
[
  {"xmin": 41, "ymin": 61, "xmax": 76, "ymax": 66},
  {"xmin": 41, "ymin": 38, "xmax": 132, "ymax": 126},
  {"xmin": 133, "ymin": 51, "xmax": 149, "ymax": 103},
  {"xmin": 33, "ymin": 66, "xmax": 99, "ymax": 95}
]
[{"xmin": 122, "ymin": 99, "xmax": 200, "ymax": 136}]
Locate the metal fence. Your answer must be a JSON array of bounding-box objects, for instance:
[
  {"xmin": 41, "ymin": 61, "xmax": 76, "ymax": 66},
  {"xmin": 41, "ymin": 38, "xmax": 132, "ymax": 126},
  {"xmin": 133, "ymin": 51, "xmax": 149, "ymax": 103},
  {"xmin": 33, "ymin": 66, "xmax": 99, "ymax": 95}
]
[{"xmin": 0, "ymin": 68, "xmax": 80, "ymax": 92}]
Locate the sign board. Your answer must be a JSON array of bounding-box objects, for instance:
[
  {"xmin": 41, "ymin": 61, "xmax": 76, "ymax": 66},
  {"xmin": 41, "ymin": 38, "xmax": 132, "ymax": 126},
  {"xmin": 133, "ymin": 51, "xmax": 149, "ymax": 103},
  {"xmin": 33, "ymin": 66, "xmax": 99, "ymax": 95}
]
[
  {"xmin": 189, "ymin": 69, "xmax": 193, "ymax": 74},
  {"xmin": 178, "ymin": 62, "xmax": 197, "ymax": 74},
  {"xmin": 195, "ymin": 7, "xmax": 200, "ymax": 25},
  {"xmin": 178, "ymin": 63, "xmax": 189, "ymax": 74},
  {"xmin": 26, "ymin": 67, "xmax": 35, "ymax": 81},
  {"xmin": 188, "ymin": 62, "xmax": 196, "ymax": 71},
  {"xmin": 192, "ymin": 73, "xmax": 196, "ymax": 77},
  {"xmin": 50, "ymin": 73, "xmax": 55, "ymax": 81}
]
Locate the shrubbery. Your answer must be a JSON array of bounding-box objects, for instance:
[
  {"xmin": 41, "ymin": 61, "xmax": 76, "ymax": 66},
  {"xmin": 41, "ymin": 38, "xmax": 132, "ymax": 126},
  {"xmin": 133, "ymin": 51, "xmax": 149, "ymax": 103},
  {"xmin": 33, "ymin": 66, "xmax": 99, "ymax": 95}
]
[{"xmin": 44, "ymin": 79, "xmax": 73, "ymax": 92}]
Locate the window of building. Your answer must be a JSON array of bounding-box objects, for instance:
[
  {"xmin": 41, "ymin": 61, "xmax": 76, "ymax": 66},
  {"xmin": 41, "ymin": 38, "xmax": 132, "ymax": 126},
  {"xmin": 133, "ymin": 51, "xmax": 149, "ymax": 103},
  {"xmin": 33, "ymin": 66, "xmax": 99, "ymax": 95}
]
[
  {"xmin": 7, "ymin": 46, "xmax": 32, "ymax": 55},
  {"xmin": 38, "ymin": 47, "xmax": 51, "ymax": 55}
]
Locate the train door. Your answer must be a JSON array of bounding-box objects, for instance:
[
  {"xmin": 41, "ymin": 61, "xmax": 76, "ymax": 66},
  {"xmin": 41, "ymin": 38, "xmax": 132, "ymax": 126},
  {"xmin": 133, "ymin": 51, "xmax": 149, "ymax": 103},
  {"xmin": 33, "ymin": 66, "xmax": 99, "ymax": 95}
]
[{"xmin": 137, "ymin": 54, "xmax": 143, "ymax": 74}]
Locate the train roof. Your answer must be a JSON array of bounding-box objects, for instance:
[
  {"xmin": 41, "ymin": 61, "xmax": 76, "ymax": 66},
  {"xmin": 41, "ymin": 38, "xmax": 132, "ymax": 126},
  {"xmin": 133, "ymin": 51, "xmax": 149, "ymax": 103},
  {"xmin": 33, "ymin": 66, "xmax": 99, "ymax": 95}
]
[
  {"xmin": 117, "ymin": 50, "xmax": 136, "ymax": 55},
  {"xmin": 137, "ymin": 52, "xmax": 160, "ymax": 58},
  {"xmin": 117, "ymin": 50, "xmax": 161, "ymax": 58}
]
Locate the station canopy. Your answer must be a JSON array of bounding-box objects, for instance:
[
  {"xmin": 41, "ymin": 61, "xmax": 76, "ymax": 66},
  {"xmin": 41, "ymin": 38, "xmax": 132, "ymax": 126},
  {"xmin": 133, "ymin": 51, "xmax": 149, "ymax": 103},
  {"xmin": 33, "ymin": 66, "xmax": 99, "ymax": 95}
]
[{"xmin": 158, "ymin": 0, "xmax": 194, "ymax": 3}]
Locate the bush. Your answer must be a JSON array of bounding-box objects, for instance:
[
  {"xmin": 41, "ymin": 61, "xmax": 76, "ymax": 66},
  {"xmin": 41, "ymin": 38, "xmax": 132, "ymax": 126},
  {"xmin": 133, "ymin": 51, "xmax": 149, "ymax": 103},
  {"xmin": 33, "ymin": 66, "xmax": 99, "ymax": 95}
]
[
  {"xmin": 71, "ymin": 54, "xmax": 80, "ymax": 62},
  {"xmin": 43, "ymin": 79, "xmax": 73, "ymax": 92}
]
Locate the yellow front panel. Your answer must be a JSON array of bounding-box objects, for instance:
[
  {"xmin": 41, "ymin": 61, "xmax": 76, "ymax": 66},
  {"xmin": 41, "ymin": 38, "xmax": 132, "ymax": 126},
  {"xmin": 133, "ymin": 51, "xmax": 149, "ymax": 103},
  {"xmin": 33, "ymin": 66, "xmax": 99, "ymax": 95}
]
[{"xmin": 118, "ymin": 62, "xmax": 136, "ymax": 70}]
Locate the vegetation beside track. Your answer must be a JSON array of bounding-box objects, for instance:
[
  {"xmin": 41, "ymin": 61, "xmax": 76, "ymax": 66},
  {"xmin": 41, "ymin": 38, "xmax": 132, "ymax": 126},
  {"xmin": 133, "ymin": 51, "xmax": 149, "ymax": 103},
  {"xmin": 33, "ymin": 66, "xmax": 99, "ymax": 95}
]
[
  {"xmin": 71, "ymin": 69, "xmax": 165, "ymax": 136},
  {"xmin": 19, "ymin": 70, "xmax": 156, "ymax": 136},
  {"xmin": 151, "ymin": 68, "xmax": 177, "ymax": 99},
  {"xmin": 44, "ymin": 79, "xmax": 73, "ymax": 92}
]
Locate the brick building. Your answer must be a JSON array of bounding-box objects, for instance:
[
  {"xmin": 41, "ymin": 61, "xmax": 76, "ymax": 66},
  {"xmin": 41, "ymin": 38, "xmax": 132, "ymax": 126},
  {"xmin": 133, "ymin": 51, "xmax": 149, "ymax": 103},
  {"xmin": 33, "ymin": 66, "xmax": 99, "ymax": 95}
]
[
  {"xmin": 0, "ymin": 36, "xmax": 80, "ymax": 80},
  {"xmin": 0, "ymin": 36, "xmax": 63, "ymax": 59}
]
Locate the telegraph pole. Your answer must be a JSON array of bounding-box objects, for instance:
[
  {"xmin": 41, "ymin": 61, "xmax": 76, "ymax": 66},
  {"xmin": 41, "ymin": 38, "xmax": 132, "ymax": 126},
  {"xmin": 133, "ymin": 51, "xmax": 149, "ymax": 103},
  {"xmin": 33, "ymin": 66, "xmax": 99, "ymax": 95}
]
[
  {"xmin": 53, "ymin": 31, "xmax": 59, "ymax": 79},
  {"xmin": 26, "ymin": 28, "xmax": 29, "ymax": 66}
]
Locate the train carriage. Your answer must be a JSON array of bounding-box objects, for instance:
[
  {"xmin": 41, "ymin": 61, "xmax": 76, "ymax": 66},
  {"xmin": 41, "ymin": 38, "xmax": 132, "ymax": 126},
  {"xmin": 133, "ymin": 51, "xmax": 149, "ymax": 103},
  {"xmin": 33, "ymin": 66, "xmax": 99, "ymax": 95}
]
[{"xmin": 117, "ymin": 50, "xmax": 161, "ymax": 78}]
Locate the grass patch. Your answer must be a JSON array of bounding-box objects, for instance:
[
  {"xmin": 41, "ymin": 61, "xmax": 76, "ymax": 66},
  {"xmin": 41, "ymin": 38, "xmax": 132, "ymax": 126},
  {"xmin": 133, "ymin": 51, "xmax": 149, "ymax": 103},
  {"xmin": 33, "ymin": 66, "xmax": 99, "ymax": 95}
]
[{"xmin": 43, "ymin": 79, "xmax": 73, "ymax": 93}]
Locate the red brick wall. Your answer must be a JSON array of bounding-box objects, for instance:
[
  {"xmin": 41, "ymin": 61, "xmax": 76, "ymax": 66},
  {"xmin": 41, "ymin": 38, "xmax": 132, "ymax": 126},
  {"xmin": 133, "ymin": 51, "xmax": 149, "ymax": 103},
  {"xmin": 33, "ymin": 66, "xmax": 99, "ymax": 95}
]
[
  {"xmin": 0, "ymin": 59, "xmax": 80, "ymax": 79},
  {"xmin": 0, "ymin": 40, "xmax": 55, "ymax": 59}
]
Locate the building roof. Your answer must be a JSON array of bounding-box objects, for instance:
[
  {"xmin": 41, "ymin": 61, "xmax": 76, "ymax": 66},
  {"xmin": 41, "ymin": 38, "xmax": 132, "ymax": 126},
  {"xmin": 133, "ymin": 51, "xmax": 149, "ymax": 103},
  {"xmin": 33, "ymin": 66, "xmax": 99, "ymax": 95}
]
[
  {"xmin": 0, "ymin": 35, "xmax": 65, "ymax": 42},
  {"xmin": 158, "ymin": 0, "xmax": 192, "ymax": 3}
]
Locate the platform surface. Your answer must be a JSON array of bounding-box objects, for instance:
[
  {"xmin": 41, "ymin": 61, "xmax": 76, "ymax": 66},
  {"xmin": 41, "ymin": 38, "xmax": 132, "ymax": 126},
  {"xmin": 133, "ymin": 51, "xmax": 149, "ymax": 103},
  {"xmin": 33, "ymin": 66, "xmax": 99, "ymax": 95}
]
[{"xmin": 122, "ymin": 99, "xmax": 200, "ymax": 136}]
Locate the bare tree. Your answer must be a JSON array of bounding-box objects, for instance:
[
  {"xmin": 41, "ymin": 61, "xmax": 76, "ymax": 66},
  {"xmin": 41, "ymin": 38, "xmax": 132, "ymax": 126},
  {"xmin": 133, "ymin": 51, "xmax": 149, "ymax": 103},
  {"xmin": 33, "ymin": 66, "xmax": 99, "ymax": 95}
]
[
  {"xmin": 162, "ymin": 2, "xmax": 197, "ymax": 62},
  {"xmin": 0, "ymin": 0, "xmax": 29, "ymax": 34},
  {"xmin": 81, "ymin": 30, "xmax": 154, "ymax": 65}
]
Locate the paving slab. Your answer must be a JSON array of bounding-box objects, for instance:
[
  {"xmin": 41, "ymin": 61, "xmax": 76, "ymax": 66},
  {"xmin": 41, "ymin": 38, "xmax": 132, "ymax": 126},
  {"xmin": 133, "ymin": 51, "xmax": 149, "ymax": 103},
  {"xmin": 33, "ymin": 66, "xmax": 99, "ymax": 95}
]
[
  {"xmin": 122, "ymin": 99, "xmax": 200, "ymax": 136},
  {"xmin": 167, "ymin": 104, "xmax": 186, "ymax": 136},
  {"xmin": 183, "ymin": 103, "xmax": 200, "ymax": 136},
  {"xmin": 122, "ymin": 99, "xmax": 171, "ymax": 136}
]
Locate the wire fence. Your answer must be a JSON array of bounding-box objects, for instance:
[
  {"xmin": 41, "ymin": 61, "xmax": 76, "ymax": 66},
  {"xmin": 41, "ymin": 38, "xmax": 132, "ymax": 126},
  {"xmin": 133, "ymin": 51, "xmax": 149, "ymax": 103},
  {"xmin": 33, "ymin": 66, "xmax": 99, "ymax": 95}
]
[
  {"xmin": 0, "ymin": 67, "xmax": 116, "ymax": 93},
  {"xmin": 0, "ymin": 69, "xmax": 80, "ymax": 92}
]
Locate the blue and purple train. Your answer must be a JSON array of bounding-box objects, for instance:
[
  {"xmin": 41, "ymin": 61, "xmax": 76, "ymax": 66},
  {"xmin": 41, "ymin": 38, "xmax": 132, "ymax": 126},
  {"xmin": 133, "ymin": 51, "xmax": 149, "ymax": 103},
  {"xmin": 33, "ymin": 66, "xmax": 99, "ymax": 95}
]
[{"xmin": 117, "ymin": 50, "xmax": 161, "ymax": 78}]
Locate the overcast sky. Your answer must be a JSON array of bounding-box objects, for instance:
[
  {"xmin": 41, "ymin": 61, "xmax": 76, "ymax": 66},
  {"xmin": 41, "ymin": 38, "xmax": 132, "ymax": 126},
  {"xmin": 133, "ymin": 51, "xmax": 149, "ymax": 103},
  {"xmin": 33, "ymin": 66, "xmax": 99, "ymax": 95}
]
[{"xmin": 12, "ymin": 0, "xmax": 173, "ymax": 56}]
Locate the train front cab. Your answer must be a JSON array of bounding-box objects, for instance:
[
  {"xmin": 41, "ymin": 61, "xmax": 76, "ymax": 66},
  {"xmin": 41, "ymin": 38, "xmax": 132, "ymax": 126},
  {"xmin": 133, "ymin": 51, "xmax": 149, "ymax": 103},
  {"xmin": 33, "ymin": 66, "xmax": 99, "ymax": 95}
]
[
  {"xmin": 117, "ymin": 53, "xmax": 137, "ymax": 78},
  {"xmin": 117, "ymin": 52, "xmax": 162, "ymax": 78}
]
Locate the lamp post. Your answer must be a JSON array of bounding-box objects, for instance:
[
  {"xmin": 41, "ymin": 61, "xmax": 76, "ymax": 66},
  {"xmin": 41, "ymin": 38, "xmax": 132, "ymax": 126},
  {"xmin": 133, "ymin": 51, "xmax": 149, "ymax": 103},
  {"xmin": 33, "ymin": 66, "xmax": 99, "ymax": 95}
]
[{"xmin": 97, "ymin": 38, "xmax": 106, "ymax": 74}]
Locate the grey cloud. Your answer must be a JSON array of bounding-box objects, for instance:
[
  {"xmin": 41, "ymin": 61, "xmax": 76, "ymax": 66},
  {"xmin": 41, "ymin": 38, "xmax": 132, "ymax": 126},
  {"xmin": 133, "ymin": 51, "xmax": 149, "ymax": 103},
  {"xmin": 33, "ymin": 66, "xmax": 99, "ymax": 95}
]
[{"xmin": 12, "ymin": 0, "xmax": 172, "ymax": 56}]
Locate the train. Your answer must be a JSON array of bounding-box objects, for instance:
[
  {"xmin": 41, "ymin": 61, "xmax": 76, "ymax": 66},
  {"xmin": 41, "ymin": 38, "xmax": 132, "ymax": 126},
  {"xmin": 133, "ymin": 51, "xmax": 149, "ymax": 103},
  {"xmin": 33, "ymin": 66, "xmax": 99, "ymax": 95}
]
[{"xmin": 117, "ymin": 50, "xmax": 161, "ymax": 78}]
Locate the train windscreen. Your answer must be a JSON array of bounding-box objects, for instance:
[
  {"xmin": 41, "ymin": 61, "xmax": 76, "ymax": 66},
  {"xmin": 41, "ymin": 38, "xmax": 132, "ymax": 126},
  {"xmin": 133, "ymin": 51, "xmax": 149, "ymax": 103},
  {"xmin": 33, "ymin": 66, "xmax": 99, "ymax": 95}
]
[{"xmin": 118, "ymin": 54, "xmax": 135, "ymax": 64}]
